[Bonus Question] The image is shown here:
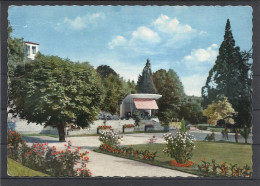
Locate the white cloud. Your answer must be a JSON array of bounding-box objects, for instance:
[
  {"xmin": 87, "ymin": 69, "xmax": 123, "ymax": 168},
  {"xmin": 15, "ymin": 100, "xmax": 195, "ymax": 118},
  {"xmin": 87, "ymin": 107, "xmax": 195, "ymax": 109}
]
[
  {"xmin": 56, "ymin": 13, "xmax": 105, "ymax": 31},
  {"xmin": 153, "ymin": 14, "xmax": 195, "ymax": 34},
  {"xmin": 108, "ymin": 35, "xmax": 127, "ymax": 49},
  {"xmin": 181, "ymin": 74, "xmax": 208, "ymax": 96},
  {"xmin": 107, "ymin": 26, "xmax": 160, "ymax": 54},
  {"xmin": 184, "ymin": 44, "xmax": 219, "ymax": 64},
  {"xmin": 131, "ymin": 26, "xmax": 160, "ymax": 43}
]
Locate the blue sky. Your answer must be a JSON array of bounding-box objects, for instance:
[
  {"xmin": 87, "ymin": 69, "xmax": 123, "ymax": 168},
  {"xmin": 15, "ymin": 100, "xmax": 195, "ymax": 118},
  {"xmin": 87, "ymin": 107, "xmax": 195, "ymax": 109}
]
[{"xmin": 8, "ymin": 6, "xmax": 252, "ymax": 96}]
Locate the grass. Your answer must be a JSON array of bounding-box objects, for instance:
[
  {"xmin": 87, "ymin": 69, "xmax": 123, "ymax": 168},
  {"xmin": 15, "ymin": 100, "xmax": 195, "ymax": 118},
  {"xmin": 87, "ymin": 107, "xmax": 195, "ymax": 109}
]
[
  {"xmin": 22, "ymin": 133, "xmax": 59, "ymax": 138},
  {"xmin": 95, "ymin": 141, "xmax": 252, "ymax": 176},
  {"xmin": 7, "ymin": 158, "xmax": 49, "ymax": 177}
]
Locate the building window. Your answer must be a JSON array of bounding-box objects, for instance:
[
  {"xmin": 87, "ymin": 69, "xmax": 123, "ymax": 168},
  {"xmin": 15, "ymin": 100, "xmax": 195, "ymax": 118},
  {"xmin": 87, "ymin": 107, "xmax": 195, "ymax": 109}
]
[
  {"xmin": 32, "ymin": 46, "xmax": 36, "ymax": 54},
  {"xmin": 26, "ymin": 45, "xmax": 30, "ymax": 56}
]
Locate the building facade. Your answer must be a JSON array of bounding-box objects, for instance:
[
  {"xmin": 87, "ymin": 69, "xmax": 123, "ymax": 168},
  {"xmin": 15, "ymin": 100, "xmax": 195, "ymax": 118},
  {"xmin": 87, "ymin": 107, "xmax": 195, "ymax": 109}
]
[
  {"xmin": 24, "ymin": 41, "xmax": 39, "ymax": 60},
  {"xmin": 120, "ymin": 94, "xmax": 162, "ymax": 119}
]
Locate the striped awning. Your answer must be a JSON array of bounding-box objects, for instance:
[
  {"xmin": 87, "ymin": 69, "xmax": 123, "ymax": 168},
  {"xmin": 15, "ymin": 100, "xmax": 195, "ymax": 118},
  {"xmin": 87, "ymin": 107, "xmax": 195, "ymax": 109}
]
[{"xmin": 133, "ymin": 98, "xmax": 158, "ymax": 109}]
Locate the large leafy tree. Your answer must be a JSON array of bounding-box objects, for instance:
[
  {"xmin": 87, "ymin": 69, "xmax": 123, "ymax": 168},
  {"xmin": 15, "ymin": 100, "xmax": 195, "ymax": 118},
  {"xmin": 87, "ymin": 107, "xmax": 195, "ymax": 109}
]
[
  {"xmin": 9, "ymin": 54, "xmax": 103, "ymax": 142},
  {"xmin": 8, "ymin": 24, "xmax": 27, "ymax": 74},
  {"xmin": 201, "ymin": 19, "xmax": 252, "ymax": 128},
  {"xmin": 100, "ymin": 74, "xmax": 136, "ymax": 114},
  {"xmin": 179, "ymin": 101, "xmax": 204, "ymax": 124},
  {"xmin": 137, "ymin": 59, "xmax": 156, "ymax": 93},
  {"xmin": 203, "ymin": 97, "xmax": 237, "ymax": 126},
  {"xmin": 96, "ymin": 65, "xmax": 118, "ymax": 79},
  {"xmin": 153, "ymin": 69, "xmax": 185, "ymax": 125}
]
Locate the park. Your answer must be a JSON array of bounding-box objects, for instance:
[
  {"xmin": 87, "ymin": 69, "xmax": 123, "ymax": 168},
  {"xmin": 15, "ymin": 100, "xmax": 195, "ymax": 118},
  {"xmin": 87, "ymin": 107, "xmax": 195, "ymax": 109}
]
[{"xmin": 7, "ymin": 6, "xmax": 253, "ymax": 178}]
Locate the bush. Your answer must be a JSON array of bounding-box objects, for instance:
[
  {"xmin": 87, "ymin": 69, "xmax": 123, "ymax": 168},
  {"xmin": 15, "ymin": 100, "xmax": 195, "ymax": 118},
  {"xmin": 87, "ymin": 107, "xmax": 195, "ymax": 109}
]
[
  {"xmin": 197, "ymin": 126, "xmax": 208, "ymax": 130},
  {"xmin": 8, "ymin": 129, "xmax": 23, "ymax": 160},
  {"xmin": 198, "ymin": 159, "xmax": 252, "ymax": 177},
  {"xmin": 7, "ymin": 130, "xmax": 92, "ymax": 177},
  {"xmin": 163, "ymin": 132, "xmax": 195, "ymax": 164},
  {"xmin": 98, "ymin": 130, "xmax": 122, "ymax": 147}
]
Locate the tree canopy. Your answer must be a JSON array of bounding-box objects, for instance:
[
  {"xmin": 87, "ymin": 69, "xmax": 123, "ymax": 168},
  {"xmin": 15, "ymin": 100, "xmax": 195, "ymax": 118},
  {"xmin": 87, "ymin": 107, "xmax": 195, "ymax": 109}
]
[
  {"xmin": 100, "ymin": 74, "xmax": 137, "ymax": 114},
  {"xmin": 96, "ymin": 65, "xmax": 118, "ymax": 79},
  {"xmin": 203, "ymin": 97, "xmax": 237, "ymax": 126},
  {"xmin": 153, "ymin": 69, "xmax": 185, "ymax": 125},
  {"xmin": 137, "ymin": 59, "xmax": 156, "ymax": 93},
  {"xmin": 9, "ymin": 54, "xmax": 103, "ymax": 141},
  {"xmin": 201, "ymin": 19, "xmax": 252, "ymax": 128}
]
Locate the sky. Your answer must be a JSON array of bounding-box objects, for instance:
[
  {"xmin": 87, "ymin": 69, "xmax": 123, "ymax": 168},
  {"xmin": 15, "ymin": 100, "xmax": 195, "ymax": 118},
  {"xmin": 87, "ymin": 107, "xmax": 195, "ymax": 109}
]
[{"xmin": 8, "ymin": 6, "xmax": 252, "ymax": 96}]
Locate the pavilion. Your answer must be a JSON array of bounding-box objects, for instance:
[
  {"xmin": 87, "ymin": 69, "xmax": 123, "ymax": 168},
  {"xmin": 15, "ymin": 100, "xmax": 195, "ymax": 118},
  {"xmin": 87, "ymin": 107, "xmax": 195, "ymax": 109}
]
[{"xmin": 120, "ymin": 94, "xmax": 162, "ymax": 119}]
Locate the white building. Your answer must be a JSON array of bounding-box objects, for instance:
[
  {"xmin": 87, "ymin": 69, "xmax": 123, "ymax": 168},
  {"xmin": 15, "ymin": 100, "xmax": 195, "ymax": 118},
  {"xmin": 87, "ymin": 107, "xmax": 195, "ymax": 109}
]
[
  {"xmin": 24, "ymin": 41, "xmax": 39, "ymax": 60},
  {"xmin": 120, "ymin": 94, "xmax": 162, "ymax": 119}
]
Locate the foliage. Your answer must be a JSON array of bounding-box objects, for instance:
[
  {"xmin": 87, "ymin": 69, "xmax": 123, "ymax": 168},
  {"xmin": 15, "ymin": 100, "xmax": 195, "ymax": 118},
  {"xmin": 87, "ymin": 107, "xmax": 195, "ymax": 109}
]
[
  {"xmin": 8, "ymin": 54, "xmax": 103, "ymax": 142},
  {"xmin": 137, "ymin": 59, "xmax": 156, "ymax": 93},
  {"xmin": 7, "ymin": 130, "xmax": 91, "ymax": 177},
  {"xmin": 203, "ymin": 97, "xmax": 237, "ymax": 126},
  {"xmin": 8, "ymin": 23, "xmax": 27, "ymax": 73},
  {"xmin": 100, "ymin": 74, "xmax": 136, "ymax": 114},
  {"xmin": 7, "ymin": 129, "xmax": 23, "ymax": 160},
  {"xmin": 198, "ymin": 159, "xmax": 252, "ymax": 177},
  {"xmin": 99, "ymin": 144, "xmax": 157, "ymax": 161},
  {"xmin": 204, "ymin": 132, "xmax": 215, "ymax": 141},
  {"xmin": 179, "ymin": 100, "xmax": 204, "ymax": 124},
  {"xmin": 123, "ymin": 124, "xmax": 135, "ymax": 128},
  {"xmin": 239, "ymin": 127, "xmax": 251, "ymax": 144},
  {"xmin": 180, "ymin": 118, "xmax": 186, "ymax": 132},
  {"xmin": 132, "ymin": 110, "xmax": 142, "ymax": 126},
  {"xmin": 163, "ymin": 132, "xmax": 195, "ymax": 164},
  {"xmin": 96, "ymin": 65, "xmax": 118, "ymax": 79},
  {"xmin": 153, "ymin": 69, "xmax": 185, "ymax": 124},
  {"xmin": 98, "ymin": 130, "xmax": 122, "ymax": 147},
  {"xmin": 201, "ymin": 19, "xmax": 252, "ymax": 128}
]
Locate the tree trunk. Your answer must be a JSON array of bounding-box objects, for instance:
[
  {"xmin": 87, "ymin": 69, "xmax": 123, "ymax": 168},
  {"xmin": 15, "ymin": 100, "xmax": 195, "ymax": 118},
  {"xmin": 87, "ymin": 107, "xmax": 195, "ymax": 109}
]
[
  {"xmin": 245, "ymin": 138, "xmax": 248, "ymax": 144},
  {"xmin": 57, "ymin": 123, "xmax": 66, "ymax": 142}
]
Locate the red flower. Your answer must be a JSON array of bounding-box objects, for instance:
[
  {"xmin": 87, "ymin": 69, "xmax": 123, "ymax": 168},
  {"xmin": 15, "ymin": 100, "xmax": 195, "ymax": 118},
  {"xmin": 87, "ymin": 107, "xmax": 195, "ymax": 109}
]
[{"xmin": 75, "ymin": 163, "xmax": 77, "ymax": 165}]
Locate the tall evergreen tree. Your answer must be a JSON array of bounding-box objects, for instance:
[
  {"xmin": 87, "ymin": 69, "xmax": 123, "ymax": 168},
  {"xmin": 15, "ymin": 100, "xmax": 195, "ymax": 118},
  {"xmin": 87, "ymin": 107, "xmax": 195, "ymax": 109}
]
[
  {"xmin": 137, "ymin": 59, "xmax": 156, "ymax": 93},
  {"xmin": 201, "ymin": 19, "xmax": 252, "ymax": 128}
]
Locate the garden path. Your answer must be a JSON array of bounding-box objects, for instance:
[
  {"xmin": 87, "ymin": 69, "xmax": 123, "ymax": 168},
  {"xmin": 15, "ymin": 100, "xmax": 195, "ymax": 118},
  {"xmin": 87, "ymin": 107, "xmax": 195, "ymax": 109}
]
[{"xmin": 23, "ymin": 135, "xmax": 197, "ymax": 177}]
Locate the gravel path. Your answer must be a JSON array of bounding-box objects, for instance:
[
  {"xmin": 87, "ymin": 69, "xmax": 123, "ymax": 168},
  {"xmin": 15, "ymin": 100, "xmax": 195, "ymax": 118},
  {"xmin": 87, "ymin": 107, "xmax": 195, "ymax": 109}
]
[{"xmin": 22, "ymin": 135, "xmax": 197, "ymax": 177}]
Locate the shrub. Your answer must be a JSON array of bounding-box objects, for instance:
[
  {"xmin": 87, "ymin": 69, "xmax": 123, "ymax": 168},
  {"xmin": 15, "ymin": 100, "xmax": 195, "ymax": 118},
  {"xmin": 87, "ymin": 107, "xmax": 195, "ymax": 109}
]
[
  {"xmin": 198, "ymin": 159, "xmax": 252, "ymax": 177},
  {"xmin": 197, "ymin": 126, "xmax": 208, "ymax": 130},
  {"xmin": 7, "ymin": 130, "xmax": 91, "ymax": 177},
  {"xmin": 98, "ymin": 130, "xmax": 122, "ymax": 147},
  {"xmin": 163, "ymin": 132, "xmax": 195, "ymax": 164},
  {"xmin": 7, "ymin": 129, "xmax": 23, "ymax": 160}
]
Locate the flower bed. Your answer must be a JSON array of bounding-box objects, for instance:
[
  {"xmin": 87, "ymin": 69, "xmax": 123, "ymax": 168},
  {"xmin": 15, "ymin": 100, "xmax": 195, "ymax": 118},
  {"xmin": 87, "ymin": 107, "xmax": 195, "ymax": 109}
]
[
  {"xmin": 198, "ymin": 159, "xmax": 252, "ymax": 177},
  {"xmin": 170, "ymin": 160, "xmax": 194, "ymax": 167},
  {"xmin": 99, "ymin": 144, "xmax": 157, "ymax": 161},
  {"xmin": 97, "ymin": 125, "xmax": 112, "ymax": 134},
  {"xmin": 123, "ymin": 124, "xmax": 135, "ymax": 128},
  {"xmin": 98, "ymin": 125, "xmax": 112, "ymax": 130},
  {"xmin": 123, "ymin": 124, "xmax": 135, "ymax": 133},
  {"xmin": 144, "ymin": 124, "xmax": 154, "ymax": 132},
  {"xmin": 7, "ymin": 129, "xmax": 92, "ymax": 177}
]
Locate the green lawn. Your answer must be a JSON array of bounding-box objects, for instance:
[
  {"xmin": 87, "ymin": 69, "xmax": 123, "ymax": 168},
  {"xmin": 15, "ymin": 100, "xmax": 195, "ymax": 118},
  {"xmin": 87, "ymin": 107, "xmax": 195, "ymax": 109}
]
[
  {"xmin": 7, "ymin": 158, "xmax": 49, "ymax": 177},
  {"xmin": 22, "ymin": 133, "xmax": 59, "ymax": 138},
  {"xmin": 132, "ymin": 141, "xmax": 252, "ymax": 168},
  {"xmin": 96, "ymin": 141, "xmax": 252, "ymax": 176}
]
